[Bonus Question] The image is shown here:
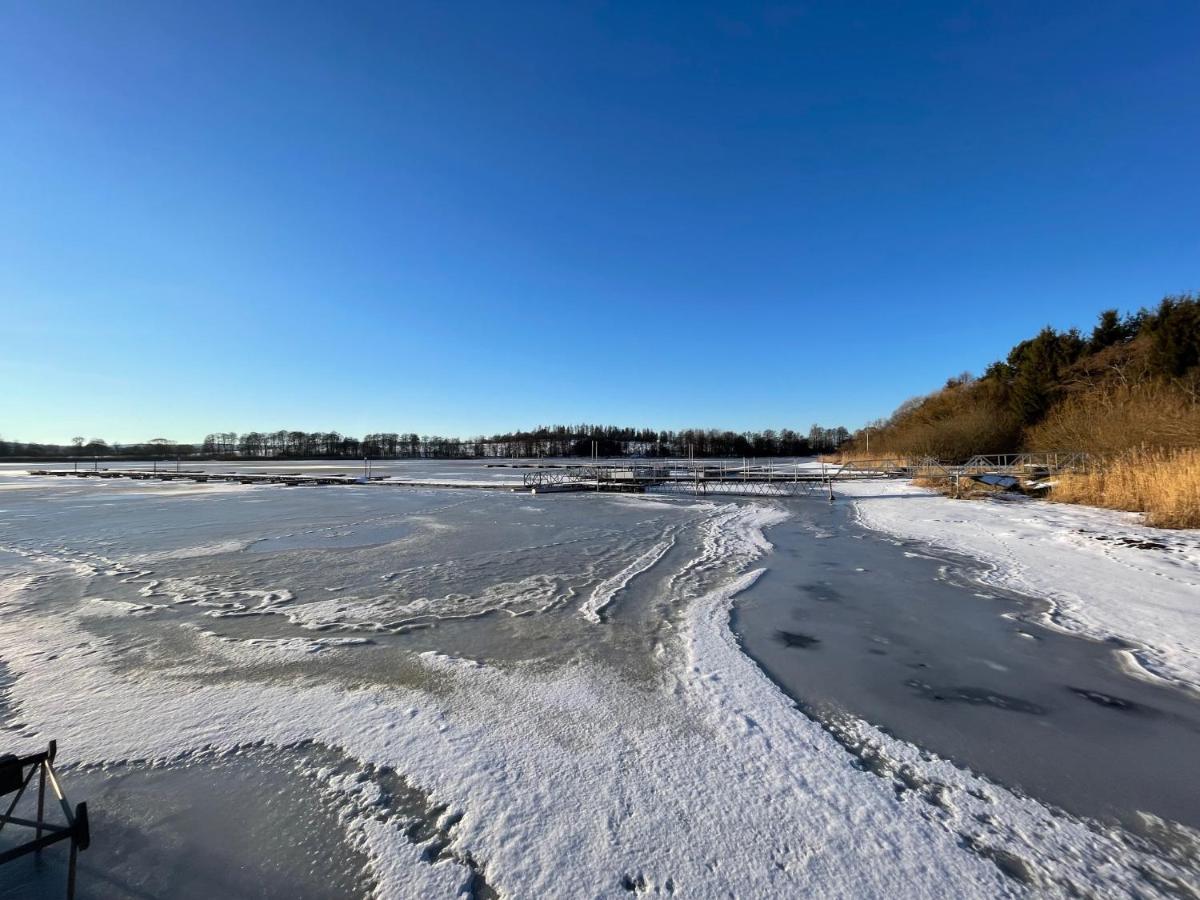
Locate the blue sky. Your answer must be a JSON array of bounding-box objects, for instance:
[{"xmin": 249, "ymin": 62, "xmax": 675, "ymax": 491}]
[{"xmin": 3, "ymin": 1, "xmax": 1197, "ymax": 444}]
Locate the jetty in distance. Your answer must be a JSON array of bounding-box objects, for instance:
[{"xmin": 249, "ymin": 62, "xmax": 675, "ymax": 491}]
[{"xmin": 27, "ymin": 452, "xmax": 1087, "ymax": 497}]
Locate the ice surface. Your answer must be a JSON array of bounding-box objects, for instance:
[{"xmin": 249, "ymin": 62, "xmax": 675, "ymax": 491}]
[
  {"xmin": 580, "ymin": 529, "xmax": 677, "ymax": 623},
  {"xmin": 1, "ymin": 464, "xmax": 1198, "ymax": 896},
  {"xmin": 837, "ymin": 479, "xmax": 1200, "ymax": 693}
]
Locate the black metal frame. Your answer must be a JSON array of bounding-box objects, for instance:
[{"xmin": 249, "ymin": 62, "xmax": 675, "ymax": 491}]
[{"xmin": 0, "ymin": 741, "xmax": 90, "ymax": 899}]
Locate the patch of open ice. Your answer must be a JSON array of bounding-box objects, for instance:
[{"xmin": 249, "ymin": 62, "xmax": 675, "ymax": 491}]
[{"xmin": 837, "ymin": 480, "xmax": 1200, "ymax": 693}]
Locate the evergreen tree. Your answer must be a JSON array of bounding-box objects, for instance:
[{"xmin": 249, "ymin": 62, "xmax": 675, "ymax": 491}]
[
  {"xmin": 1145, "ymin": 296, "xmax": 1200, "ymax": 377},
  {"xmin": 1088, "ymin": 309, "xmax": 1133, "ymax": 351},
  {"xmin": 1008, "ymin": 328, "xmax": 1069, "ymax": 424}
]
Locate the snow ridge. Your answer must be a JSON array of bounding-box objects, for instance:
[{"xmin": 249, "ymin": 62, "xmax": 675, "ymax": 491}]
[{"xmin": 580, "ymin": 528, "xmax": 677, "ymax": 623}]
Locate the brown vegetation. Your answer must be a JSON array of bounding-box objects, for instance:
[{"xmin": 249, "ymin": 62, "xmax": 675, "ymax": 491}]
[
  {"xmin": 858, "ymin": 376, "xmax": 1023, "ymax": 460},
  {"xmin": 1050, "ymin": 447, "xmax": 1200, "ymax": 528},
  {"xmin": 843, "ymin": 295, "xmax": 1200, "ymax": 527},
  {"xmin": 1027, "ymin": 381, "xmax": 1200, "ymax": 454}
]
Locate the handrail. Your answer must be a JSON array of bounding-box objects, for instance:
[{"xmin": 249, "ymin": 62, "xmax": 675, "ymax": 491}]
[{"xmin": 0, "ymin": 741, "xmax": 90, "ymax": 897}]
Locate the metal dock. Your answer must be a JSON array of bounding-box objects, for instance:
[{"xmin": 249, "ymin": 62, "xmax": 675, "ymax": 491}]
[{"xmin": 25, "ymin": 453, "xmax": 1088, "ymax": 498}]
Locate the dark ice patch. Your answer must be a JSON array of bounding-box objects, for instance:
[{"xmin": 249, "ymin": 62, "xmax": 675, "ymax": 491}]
[
  {"xmin": 800, "ymin": 583, "xmax": 842, "ymax": 603},
  {"xmin": 776, "ymin": 630, "xmax": 821, "ymax": 649},
  {"xmin": 906, "ymin": 680, "xmax": 1047, "ymax": 714},
  {"xmin": 1069, "ymin": 686, "xmax": 1148, "ymax": 713}
]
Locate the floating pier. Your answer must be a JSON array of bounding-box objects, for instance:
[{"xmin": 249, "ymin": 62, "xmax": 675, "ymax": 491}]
[
  {"xmin": 26, "ymin": 453, "xmax": 1088, "ymax": 498},
  {"xmin": 26, "ymin": 461, "xmax": 873, "ymax": 496},
  {"xmin": 28, "ymin": 468, "xmax": 384, "ymax": 487},
  {"xmin": 523, "ymin": 460, "xmax": 891, "ymax": 497}
]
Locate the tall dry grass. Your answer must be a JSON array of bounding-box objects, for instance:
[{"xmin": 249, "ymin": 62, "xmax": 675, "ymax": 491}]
[{"xmin": 1050, "ymin": 447, "xmax": 1200, "ymax": 528}]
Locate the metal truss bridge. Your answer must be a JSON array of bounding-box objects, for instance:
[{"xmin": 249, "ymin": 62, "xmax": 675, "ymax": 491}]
[
  {"xmin": 521, "ymin": 453, "xmax": 1090, "ymax": 497},
  {"xmin": 523, "ymin": 460, "xmax": 893, "ymax": 497}
]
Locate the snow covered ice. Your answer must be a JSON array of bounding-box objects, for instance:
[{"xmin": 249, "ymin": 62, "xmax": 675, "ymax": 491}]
[{"xmin": 1, "ymin": 462, "xmax": 1198, "ymax": 898}]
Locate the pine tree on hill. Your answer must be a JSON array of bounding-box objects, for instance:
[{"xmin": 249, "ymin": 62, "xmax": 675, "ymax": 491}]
[{"xmin": 1146, "ymin": 296, "xmax": 1200, "ymax": 378}]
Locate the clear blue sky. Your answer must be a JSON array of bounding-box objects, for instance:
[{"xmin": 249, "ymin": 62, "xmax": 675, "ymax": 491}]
[{"xmin": 3, "ymin": 1, "xmax": 1197, "ymax": 444}]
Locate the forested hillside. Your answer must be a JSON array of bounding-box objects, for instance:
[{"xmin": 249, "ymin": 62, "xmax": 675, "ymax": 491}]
[
  {"xmin": 846, "ymin": 294, "xmax": 1200, "ymax": 460},
  {"xmin": 844, "ymin": 294, "xmax": 1200, "ymax": 526}
]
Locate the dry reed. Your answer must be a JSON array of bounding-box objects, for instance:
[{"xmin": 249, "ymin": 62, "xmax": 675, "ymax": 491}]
[{"xmin": 1050, "ymin": 447, "xmax": 1200, "ymax": 528}]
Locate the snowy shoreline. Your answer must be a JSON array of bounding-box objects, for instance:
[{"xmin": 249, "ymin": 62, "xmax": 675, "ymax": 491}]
[{"xmin": 836, "ymin": 480, "xmax": 1200, "ymax": 694}]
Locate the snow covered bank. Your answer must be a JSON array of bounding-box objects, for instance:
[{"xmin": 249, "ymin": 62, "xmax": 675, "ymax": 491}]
[{"xmin": 837, "ymin": 480, "xmax": 1200, "ymax": 693}]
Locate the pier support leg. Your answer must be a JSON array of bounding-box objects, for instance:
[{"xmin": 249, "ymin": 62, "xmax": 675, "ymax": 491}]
[
  {"xmin": 35, "ymin": 763, "xmax": 44, "ymax": 845},
  {"xmin": 66, "ymin": 839, "xmax": 77, "ymax": 900}
]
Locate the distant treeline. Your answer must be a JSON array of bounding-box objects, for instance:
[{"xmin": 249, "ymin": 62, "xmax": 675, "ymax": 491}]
[
  {"xmin": 1, "ymin": 424, "xmax": 851, "ymax": 461},
  {"xmin": 845, "ymin": 293, "xmax": 1200, "ymax": 460}
]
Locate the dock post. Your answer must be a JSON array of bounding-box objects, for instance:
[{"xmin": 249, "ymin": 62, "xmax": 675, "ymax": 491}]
[
  {"xmin": 66, "ymin": 836, "xmax": 77, "ymax": 900},
  {"xmin": 74, "ymin": 802, "xmax": 89, "ymax": 852},
  {"xmin": 35, "ymin": 759, "xmax": 45, "ymax": 844}
]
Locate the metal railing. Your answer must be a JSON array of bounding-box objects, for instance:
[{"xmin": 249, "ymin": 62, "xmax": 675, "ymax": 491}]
[
  {"xmin": 957, "ymin": 452, "xmax": 1090, "ymax": 475},
  {"xmin": 0, "ymin": 741, "xmax": 90, "ymax": 898},
  {"xmin": 520, "ymin": 453, "xmax": 1092, "ymax": 496}
]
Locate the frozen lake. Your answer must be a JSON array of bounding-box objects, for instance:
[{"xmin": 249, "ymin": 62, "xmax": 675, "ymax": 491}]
[
  {"xmin": 733, "ymin": 500, "xmax": 1200, "ymax": 832},
  {"xmin": 1, "ymin": 460, "xmax": 1197, "ymax": 897}
]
